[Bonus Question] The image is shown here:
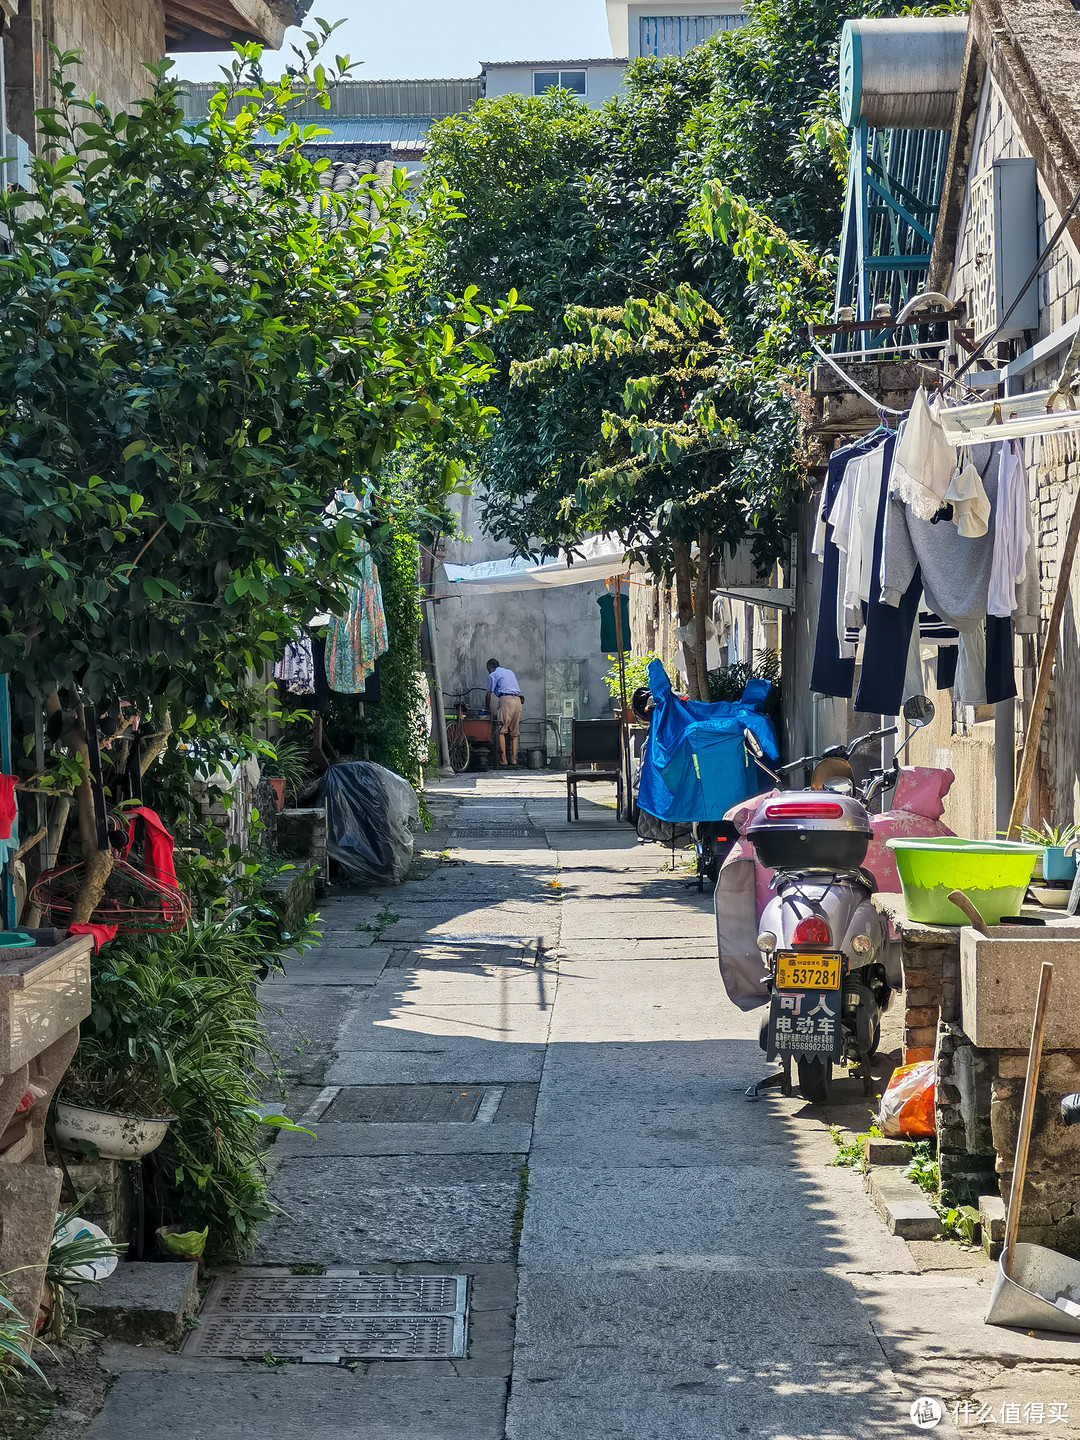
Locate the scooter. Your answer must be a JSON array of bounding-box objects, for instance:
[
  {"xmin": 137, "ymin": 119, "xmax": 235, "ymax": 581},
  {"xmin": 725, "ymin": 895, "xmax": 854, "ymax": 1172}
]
[{"xmin": 741, "ymin": 696, "xmax": 935, "ymax": 1103}]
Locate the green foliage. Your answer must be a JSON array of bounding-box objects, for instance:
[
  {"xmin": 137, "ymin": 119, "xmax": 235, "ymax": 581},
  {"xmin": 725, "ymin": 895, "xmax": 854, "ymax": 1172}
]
[
  {"xmin": 61, "ymin": 908, "xmax": 308, "ymax": 1256},
  {"xmin": 0, "ymin": 1284, "xmax": 44, "ymax": 1394},
  {"xmin": 421, "ymin": 0, "xmax": 949, "ymax": 573},
  {"xmin": 0, "ymin": 40, "xmax": 520, "ymax": 718},
  {"xmin": 828, "ymin": 1117, "xmax": 882, "ymax": 1173},
  {"xmin": 902, "ymin": 1140, "xmax": 939, "ymax": 1196},
  {"xmin": 1020, "ymin": 820, "xmax": 1079, "ymax": 848},
  {"xmin": 602, "ymin": 651, "xmax": 669, "ymax": 700},
  {"xmin": 902, "ymin": 1140, "xmax": 979, "ymax": 1243},
  {"xmin": 259, "ymin": 739, "xmax": 309, "ymax": 793}
]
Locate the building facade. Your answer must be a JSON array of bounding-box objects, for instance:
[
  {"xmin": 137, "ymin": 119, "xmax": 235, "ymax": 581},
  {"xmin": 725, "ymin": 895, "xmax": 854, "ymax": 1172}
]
[{"xmin": 605, "ymin": 1, "xmax": 747, "ymax": 59}]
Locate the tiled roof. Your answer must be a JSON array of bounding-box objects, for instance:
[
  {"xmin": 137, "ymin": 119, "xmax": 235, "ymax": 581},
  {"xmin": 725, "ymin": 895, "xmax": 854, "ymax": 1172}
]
[{"xmin": 481, "ymin": 58, "xmax": 626, "ymax": 68}]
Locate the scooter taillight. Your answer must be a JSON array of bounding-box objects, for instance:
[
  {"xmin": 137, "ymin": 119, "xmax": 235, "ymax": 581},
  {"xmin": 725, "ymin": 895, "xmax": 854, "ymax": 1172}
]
[
  {"xmin": 792, "ymin": 917, "xmax": 831, "ymax": 947},
  {"xmin": 763, "ymin": 801, "xmax": 844, "ymax": 820}
]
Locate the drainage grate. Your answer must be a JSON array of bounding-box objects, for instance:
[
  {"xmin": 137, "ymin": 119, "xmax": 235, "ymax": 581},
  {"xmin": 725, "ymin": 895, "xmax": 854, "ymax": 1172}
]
[
  {"xmin": 183, "ymin": 1272, "xmax": 467, "ymax": 1361},
  {"xmin": 451, "ymin": 827, "xmax": 534, "ymax": 838}
]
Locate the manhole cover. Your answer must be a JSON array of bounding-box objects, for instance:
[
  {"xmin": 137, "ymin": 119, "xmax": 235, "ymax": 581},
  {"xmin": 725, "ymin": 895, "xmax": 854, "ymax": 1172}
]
[{"xmin": 183, "ymin": 1272, "xmax": 467, "ymax": 1361}]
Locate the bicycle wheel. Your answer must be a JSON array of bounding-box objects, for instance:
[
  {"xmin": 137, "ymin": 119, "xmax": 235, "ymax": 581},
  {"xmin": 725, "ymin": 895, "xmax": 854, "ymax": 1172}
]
[{"xmin": 446, "ymin": 721, "xmax": 470, "ymax": 773}]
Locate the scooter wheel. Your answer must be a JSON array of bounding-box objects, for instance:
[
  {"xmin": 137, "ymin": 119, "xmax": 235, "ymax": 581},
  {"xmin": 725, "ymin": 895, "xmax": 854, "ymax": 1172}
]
[
  {"xmin": 797, "ymin": 1058, "xmax": 833, "ymax": 1103},
  {"xmin": 867, "ymin": 1017, "xmax": 881, "ymax": 1059}
]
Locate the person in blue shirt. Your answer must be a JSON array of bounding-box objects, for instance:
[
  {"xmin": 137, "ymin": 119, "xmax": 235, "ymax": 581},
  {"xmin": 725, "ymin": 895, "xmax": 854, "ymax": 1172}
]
[{"xmin": 485, "ymin": 659, "xmax": 524, "ymax": 767}]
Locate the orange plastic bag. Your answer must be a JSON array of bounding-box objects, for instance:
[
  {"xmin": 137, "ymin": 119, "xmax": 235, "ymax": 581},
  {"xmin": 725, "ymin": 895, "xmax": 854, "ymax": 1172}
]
[{"xmin": 878, "ymin": 1060, "xmax": 936, "ymax": 1138}]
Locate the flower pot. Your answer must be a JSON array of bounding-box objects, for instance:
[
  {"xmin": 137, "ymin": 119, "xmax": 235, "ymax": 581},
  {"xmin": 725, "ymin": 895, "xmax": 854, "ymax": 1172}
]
[
  {"xmin": 54, "ymin": 1101, "xmax": 174, "ymax": 1160},
  {"xmin": 1043, "ymin": 845, "xmax": 1077, "ymax": 884},
  {"xmin": 269, "ymin": 777, "xmax": 286, "ymax": 812}
]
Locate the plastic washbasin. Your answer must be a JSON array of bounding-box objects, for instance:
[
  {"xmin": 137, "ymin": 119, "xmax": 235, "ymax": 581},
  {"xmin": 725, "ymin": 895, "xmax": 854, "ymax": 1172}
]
[{"xmin": 885, "ymin": 837, "xmax": 1041, "ymax": 925}]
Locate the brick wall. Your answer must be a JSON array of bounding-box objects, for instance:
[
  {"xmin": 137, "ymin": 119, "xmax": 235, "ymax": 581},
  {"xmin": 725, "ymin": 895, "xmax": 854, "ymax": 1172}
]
[{"xmin": 52, "ymin": 0, "xmax": 165, "ymax": 117}]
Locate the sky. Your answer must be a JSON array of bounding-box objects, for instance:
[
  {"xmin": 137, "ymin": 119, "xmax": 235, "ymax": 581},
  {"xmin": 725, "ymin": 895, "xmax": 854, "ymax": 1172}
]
[{"xmin": 169, "ymin": 1, "xmax": 615, "ymax": 84}]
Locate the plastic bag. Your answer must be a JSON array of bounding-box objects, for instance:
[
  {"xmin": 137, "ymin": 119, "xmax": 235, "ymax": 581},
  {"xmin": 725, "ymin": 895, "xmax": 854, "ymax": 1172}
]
[
  {"xmin": 878, "ymin": 1060, "xmax": 936, "ymax": 1138},
  {"xmin": 322, "ymin": 762, "xmax": 419, "ymax": 886}
]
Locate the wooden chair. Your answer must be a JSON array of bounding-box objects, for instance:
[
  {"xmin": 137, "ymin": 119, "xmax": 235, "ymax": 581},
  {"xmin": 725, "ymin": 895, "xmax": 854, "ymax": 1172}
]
[{"xmin": 566, "ymin": 718, "xmax": 623, "ymax": 821}]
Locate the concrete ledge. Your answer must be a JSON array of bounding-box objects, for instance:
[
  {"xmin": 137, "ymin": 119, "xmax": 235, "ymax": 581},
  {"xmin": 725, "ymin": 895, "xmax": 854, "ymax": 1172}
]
[
  {"xmin": 863, "ymin": 1137, "xmax": 916, "ymax": 1167},
  {"xmin": 980, "ymin": 1193, "xmax": 1006, "ymax": 1260},
  {"xmin": 866, "ymin": 1169, "xmax": 941, "ymax": 1239},
  {"xmin": 80, "ymin": 1261, "xmax": 199, "ymax": 1346}
]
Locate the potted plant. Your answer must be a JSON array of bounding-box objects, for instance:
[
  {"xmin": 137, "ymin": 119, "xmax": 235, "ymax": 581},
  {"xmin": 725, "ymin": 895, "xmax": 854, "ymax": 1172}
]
[
  {"xmin": 54, "ymin": 1056, "xmax": 175, "ymax": 1162},
  {"xmin": 261, "ymin": 739, "xmax": 309, "ymax": 812},
  {"xmin": 1020, "ymin": 820, "xmax": 1080, "ymax": 884}
]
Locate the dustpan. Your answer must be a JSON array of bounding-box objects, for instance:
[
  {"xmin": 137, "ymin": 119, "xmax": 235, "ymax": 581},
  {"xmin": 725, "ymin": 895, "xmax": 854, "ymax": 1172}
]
[{"xmin": 985, "ymin": 961, "xmax": 1080, "ymax": 1332}]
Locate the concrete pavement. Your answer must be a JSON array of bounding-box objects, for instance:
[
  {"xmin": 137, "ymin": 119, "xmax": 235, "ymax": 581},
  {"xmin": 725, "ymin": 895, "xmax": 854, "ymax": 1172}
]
[{"xmin": 83, "ymin": 772, "xmax": 1080, "ymax": 1439}]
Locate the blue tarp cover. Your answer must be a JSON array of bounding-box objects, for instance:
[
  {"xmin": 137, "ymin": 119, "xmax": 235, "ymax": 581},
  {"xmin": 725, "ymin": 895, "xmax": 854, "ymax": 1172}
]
[{"xmin": 636, "ymin": 660, "xmax": 779, "ymax": 823}]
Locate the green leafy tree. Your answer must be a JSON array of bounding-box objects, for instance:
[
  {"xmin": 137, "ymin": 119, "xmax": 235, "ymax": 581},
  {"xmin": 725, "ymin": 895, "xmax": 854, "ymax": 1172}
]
[
  {"xmin": 0, "ymin": 38, "xmax": 521, "ymax": 911},
  {"xmin": 422, "ymin": 0, "xmax": 951, "ymax": 693}
]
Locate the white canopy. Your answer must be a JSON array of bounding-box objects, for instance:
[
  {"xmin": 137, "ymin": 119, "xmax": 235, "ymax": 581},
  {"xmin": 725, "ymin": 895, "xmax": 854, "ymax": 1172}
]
[{"xmin": 441, "ymin": 534, "xmax": 636, "ymax": 594}]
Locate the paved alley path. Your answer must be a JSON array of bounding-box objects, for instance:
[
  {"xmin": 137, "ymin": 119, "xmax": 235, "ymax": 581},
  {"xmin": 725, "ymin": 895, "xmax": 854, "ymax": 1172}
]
[{"xmin": 85, "ymin": 773, "xmax": 1080, "ymax": 1439}]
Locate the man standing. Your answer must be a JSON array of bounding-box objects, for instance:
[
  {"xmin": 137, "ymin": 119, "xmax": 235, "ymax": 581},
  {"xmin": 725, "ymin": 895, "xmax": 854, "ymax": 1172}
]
[{"xmin": 486, "ymin": 658, "xmax": 524, "ymax": 768}]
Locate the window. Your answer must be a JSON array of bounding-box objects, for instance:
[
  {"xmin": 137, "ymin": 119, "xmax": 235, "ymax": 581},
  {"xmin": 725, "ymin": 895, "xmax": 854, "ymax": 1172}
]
[
  {"xmin": 533, "ymin": 69, "xmax": 587, "ymax": 96},
  {"xmin": 639, "ymin": 14, "xmax": 747, "ymax": 58}
]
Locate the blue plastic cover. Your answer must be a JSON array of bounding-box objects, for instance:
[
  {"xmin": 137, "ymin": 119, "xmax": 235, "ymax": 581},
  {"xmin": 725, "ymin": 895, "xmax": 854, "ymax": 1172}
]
[{"xmin": 636, "ymin": 661, "xmax": 778, "ymax": 824}]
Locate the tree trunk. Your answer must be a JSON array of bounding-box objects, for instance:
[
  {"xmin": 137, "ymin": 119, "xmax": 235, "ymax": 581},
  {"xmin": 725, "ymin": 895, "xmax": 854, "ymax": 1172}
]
[
  {"xmin": 693, "ymin": 531, "xmax": 712, "ymax": 703},
  {"xmin": 672, "ymin": 540, "xmax": 705, "ymax": 700}
]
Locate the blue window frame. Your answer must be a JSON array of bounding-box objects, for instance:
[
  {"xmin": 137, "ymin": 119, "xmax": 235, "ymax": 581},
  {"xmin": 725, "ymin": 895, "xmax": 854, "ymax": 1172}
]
[{"xmin": 638, "ymin": 14, "xmax": 746, "ymax": 57}]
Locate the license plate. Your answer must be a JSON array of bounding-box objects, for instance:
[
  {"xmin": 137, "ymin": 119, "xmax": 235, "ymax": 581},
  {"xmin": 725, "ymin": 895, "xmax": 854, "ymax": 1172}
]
[{"xmin": 775, "ymin": 951, "xmax": 843, "ymax": 991}]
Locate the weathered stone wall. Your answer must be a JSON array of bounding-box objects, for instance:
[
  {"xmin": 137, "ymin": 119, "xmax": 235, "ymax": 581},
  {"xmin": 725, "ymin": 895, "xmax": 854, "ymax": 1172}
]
[{"xmin": 992, "ymin": 1049, "xmax": 1080, "ymax": 1254}]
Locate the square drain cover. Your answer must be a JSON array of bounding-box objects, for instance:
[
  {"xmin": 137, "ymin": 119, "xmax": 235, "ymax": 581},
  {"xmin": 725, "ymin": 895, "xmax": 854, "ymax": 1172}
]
[{"xmin": 183, "ymin": 1272, "xmax": 467, "ymax": 1361}]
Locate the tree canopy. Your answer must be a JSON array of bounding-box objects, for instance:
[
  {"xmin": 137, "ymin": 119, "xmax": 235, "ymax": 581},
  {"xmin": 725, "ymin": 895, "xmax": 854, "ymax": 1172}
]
[{"xmin": 0, "ymin": 38, "xmax": 520, "ymax": 717}]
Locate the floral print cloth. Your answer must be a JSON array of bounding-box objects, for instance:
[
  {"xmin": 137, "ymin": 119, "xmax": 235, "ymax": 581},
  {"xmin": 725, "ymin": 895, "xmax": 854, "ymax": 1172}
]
[{"xmin": 326, "ymin": 543, "xmax": 388, "ymax": 694}]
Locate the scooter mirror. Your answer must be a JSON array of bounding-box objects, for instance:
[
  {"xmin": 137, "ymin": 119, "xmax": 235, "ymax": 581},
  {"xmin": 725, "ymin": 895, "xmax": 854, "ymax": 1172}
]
[
  {"xmin": 743, "ymin": 729, "xmax": 764, "ymax": 760},
  {"xmin": 902, "ymin": 695, "xmax": 935, "ymax": 727}
]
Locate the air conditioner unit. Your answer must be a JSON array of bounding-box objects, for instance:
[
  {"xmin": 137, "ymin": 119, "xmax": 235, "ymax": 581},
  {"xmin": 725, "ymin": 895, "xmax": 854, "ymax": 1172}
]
[
  {"xmin": 0, "ymin": 132, "xmax": 31, "ymax": 190},
  {"xmin": 969, "ymin": 158, "xmax": 1038, "ymax": 343}
]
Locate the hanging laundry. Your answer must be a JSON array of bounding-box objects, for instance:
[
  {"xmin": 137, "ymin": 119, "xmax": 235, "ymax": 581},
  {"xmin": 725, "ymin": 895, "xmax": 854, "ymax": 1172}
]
[
  {"xmin": 327, "ymin": 551, "xmax": 389, "ymax": 695},
  {"xmin": 890, "ymin": 388, "xmax": 958, "ymax": 521},
  {"xmin": 597, "ymin": 593, "xmax": 631, "ymax": 653},
  {"xmin": 69, "ymin": 922, "xmax": 118, "ymax": 953},
  {"xmin": 124, "ymin": 807, "xmax": 179, "ymax": 889},
  {"xmin": 811, "ymin": 433, "xmax": 890, "ymax": 698},
  {"xmin": 989, "ymin": 439, "xmax": 1035, "ymax": 621},
  {"xmin": 874, "ymin": 443, "xmax": 1014, "ymax": 709},
  {"xmin": 945, "ymin": 457, "xmax": 991, "ymax": 538},
  {"xmin": 0, "ymin": 775, "xmax": 16, "ymax": 842},
  {"xmin": 273, "ymin": 638, "xmax": 316, "ymax": 696}
]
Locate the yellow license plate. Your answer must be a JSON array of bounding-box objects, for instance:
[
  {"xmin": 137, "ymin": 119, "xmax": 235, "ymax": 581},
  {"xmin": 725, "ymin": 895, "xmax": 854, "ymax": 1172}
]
[{"xmin": 775, "ymin": 951, "xmax": 842, "ymax": 991}]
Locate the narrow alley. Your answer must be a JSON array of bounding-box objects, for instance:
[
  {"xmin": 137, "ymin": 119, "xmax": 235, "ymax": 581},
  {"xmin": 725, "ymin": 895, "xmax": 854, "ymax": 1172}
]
[{"xmin": 78, "ymin": 774, "xmax": 1080, "ymax": 1440}]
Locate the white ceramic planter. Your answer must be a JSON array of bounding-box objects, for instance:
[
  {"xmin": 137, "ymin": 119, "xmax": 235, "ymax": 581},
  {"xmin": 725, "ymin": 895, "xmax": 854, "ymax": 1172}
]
[{"xmin": 53, "ymin": 1101, "xmax": 173, "ymax": 1160}]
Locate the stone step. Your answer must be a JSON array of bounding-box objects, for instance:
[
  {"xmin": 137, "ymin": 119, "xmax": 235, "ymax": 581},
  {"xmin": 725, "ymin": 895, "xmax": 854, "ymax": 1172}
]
[
  {"xmin": 863, "ymin": 1136, "xmax": 916, "ymax": 1166},
  {"xmin": 79, "ymin": 1261, "xmax": 199, "ymax": 1346},
  {"xmin": 979, "ymin": 1193, "xmax": 1006, "ymax": 1260},
  {"xmin": 865, "ymin": 1168, "xmax": 941, "ymax": 1239}
]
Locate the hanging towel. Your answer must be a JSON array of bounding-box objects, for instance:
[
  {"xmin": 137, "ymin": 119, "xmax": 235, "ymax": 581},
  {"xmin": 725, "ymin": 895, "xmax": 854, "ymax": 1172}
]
[
  {"xmin": 0, "ymin": 775, "xmax": 17, "ymax": 842},
  {"xmin": 69, "ymin": 922, "xmax": 118, "ymax": 953},
  {"xmin": 890, "ymin": 388, "xmax": 958, "ymax": 521},
  {"xmin": 124, "ymin": 807, "xmax": 179, "ymax": 889},
  {"xmin": 597, "ymin": 593, "xmax": 631, "ymax": 653}
]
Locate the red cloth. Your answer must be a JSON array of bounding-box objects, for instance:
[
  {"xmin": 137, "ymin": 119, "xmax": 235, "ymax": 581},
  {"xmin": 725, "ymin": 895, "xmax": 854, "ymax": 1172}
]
[
  {"xmin": 0, "ymin": 775, "xmax": 16, "ymax": 842},
  {"xmin": 124, "ymin": 806, "xmax": 178, "ymax": 889},
  {"xmin": 69, "ymin": 922, "xmax": 118, "ymax": 953}
]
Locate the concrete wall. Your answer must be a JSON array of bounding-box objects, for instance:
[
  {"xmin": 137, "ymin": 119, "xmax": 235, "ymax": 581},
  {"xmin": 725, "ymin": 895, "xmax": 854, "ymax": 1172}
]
[
  {"xmin": 434, "ymin": 495, "xmax": 615, "ymax": 760},
  {"xmin": 483, "ymin": 63, "xmax": 626, "ymax": 106}
]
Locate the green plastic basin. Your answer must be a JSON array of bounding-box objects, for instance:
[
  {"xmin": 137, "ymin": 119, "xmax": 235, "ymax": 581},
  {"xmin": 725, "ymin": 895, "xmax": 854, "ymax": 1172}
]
[{"xmin": 885, "ymin": 837, "xmax": 1041, "ymax": 925}]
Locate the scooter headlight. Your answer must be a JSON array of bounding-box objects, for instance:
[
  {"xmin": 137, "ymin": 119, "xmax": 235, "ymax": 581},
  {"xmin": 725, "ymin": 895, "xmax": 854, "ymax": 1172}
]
[
  {"xmin": 757, "ymin": 931, "xmax": 777, "ymax": 954},
  {"xmin": 851, "ymin": 933, "xmax": 873, "ymax": 956}
]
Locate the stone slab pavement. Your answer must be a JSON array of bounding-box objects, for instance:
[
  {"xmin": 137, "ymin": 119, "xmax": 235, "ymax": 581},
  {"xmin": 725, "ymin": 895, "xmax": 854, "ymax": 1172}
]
[{"xmin": 81, "ymin": 771, "xmax": 1080, "ymax": 1440}]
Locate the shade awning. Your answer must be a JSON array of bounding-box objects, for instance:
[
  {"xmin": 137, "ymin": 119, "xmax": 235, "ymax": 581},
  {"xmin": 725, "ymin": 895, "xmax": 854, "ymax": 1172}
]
[{"xmin": 441, "ymin": 535, "xmax": 636, "ymax": 594}]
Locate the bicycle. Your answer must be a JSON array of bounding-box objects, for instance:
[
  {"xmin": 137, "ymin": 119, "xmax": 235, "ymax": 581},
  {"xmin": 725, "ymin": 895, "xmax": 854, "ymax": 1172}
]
[{"xmin": 443, "ymin": 689, "xmax": 484, "ymax": 773}]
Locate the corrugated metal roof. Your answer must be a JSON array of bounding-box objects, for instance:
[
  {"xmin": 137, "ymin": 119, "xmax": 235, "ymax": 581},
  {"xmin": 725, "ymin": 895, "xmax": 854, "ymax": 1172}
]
[
  {"xmin": 257, "ymin": 117, "xmax": 434, "ymax": 148},
  {"xmin": 481, "ymin": 58, "xmax": 626, "ymax": 68},
  {"xmin": 178, "ymin": 77, "xmax": 480, "ymax": 121}
]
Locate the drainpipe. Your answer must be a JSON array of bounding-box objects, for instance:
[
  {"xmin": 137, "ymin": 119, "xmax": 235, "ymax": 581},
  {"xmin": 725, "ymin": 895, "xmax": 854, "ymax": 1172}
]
[{"xmin": 995, "ymin": 700, "xmax": 1015, "ymax": 837}]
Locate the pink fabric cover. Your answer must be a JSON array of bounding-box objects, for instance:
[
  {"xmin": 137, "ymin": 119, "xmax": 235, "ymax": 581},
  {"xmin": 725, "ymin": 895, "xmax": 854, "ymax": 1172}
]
[
  {"xmin": 865, "ymin": 766, "xmax": 955, "ymax": 893},
  {"xmin": 719, "ymin": 768, "xmax": 954, "ymax": 918}
]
